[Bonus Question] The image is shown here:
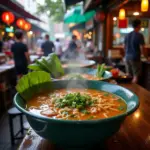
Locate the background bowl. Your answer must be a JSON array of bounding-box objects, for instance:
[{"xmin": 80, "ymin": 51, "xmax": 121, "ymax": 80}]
[
  {"xmin": 62, "ymin": 68, "xmax": 112, "ymax": 81},
  {"xmin": 14, "ymin": 80, "xmax": 139, "ymax": 148},
  {"xmin": 62, "ymin": 60, "xmax": 96, "ymax": 68}
]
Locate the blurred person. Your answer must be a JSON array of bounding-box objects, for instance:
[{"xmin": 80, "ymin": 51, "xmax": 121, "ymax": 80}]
[
  {"xmin": 41, "ymin": 34, "xmax": 55, "ymax": 56},
  {"xmin": 8, "ymin": 36, "xmax": 15, "ymax": 49},
  {"xmin": 54, "ymin": 38, "xmax": 62, "ymax": 58},
  {"xmin": 3, "ymin": 37, "xmax": 9, "ymax": 51},
  {"xmin": 65, "ymin": 35, "xmax": 78, "ymax": 59},
  {"xmin": 36, "ymin": 37, "xmax": 43, "ymax": 50},
  {"xmin": 124, "ymin": 19, "xmax": 150, "ymax": 83},
  {"xmin": 86, "ymin": 39, "xmax": 95, "ymax": 53},
  {"xmin": 11, "ymin": 29, "xmax": 30, "ymax": 78}
]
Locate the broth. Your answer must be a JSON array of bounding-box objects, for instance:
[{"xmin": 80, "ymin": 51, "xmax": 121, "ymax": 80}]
[{"xmin": 27, "ymin": 89, "xmax": 127, "ymax": 120}]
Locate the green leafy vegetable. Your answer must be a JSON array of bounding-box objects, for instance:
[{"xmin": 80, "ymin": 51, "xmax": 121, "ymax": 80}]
[
  {"xmin": 70, "ymin": 114, "xmax": 76, "ymax": 118},
  {"xmin": 16, "ymin": 71, "xmax": 51, "ymax": 100},
  {"xmin": 88, "ymin": 116, "xmax": 94, "ymax": 120},
  {"xmin": 28, "ymin": 53, "xmax": 64, "ymax": 78},
  {"xmin": 96, "ymin": 64, "xmax": 106, "ymax": 78},
  {"xmin": 81, "ymin": 109, "xmax": 90, "ymax": 114},
  {"xmin": 103, "ymin": 93, "xmax": 109, "ymax": 97},
  {"xmin": 28, "ymin": 64, "xmax": 43, "ymax": 71},
  {"xmin": 118, "ymin": 105, "xmax": 125, "ymax": 111}
]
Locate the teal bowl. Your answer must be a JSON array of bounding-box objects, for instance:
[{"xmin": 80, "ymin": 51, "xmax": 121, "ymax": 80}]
[
  {"xmin": 14, "ymin": 80, "xmax": 139, "ymax": 148},
  {"xmin": 62, "ymin": 68, "xmax": 112, "ymax": 81}
]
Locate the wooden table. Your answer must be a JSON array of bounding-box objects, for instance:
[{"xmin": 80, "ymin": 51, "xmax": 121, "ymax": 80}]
[{"xmin": 18, "ymin": 84, "xmax": 150, "ymax": 150}]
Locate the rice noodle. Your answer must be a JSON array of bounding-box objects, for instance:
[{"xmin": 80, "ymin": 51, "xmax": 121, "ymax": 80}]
[{"xmin": 28, "ymin": 89, "xmax": 126, "ymax": 120}]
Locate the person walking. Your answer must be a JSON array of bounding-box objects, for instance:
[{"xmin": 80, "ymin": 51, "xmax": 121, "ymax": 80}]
[
  {"xmin": 41, "ymin": 34, "xmax": 55, "ymax": 56},
  {"xmin": 124, "ymin": 19, "xmax": 149, "ymax": 83},
  {"xmin": 11, "ymin": 30, "xmax": 30, "ymax": 78},
  {"xmin": 36, "ymin": 37, "xmax": 43, "ymax": 50},
  {"xmin": 66, "ymin": 35, "xmax": 78, "ymax": 59},
  {"xmin": 54, "ymin": 38, "xmax": 62, "ymax": 58}
]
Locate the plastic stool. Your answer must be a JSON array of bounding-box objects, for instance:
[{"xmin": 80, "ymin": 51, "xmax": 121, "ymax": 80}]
[{"xmin": 8, "ymin": 107, "xmax": 24, "ymax": 145}]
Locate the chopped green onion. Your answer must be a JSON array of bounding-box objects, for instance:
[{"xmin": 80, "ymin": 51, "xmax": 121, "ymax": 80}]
[
  {"xmin": 88, "ymin": 116, "xmax": 94, "ymax": 120},
  {"xmin": 118, "ymin": 105, "xmax": 125, "ymax": 111}
]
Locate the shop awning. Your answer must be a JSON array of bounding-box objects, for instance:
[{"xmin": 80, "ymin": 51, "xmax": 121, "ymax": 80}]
[
  {"xmin": 64, "ymin": 0, "xmax": 83, "ymax": 10},
  {"xmin": 84, "ymin": 0, "xmax": 130, "ymax": 12},
  {"xmin": 32, "ymin": 23, "xmax": 47, "ymax": 33},
  {"xmin": 64, "ymin": 6, "xmax": 95, "ymax": 24},
  {"xmin": 0, "ymin": 0, "xmax": 43, "ymax": 22}
]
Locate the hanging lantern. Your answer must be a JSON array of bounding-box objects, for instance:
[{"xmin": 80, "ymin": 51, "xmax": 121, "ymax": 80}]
[
  {"xmin": 1, "ymin": 12, "xmax": 15, "ymax": 25},
  {"xmin": 16, "ymin": 18, "xmax": 25, "ymax": 29},
  {"xmin": 119, "ymin": 9, "xmax": 126, "ymax": 20},
  {"xmin": 23, "ymin": 21, "xmax": 31, "ymax": 31},
  {"xmin": 95, "ymin": 11, "xmax": 105, "ymax": 22},
  {"xmin": 141, "ymin": 0, "xmax": 149, "ymax": 12}
]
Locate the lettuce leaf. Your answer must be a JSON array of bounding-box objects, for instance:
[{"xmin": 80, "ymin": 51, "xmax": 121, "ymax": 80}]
[
  {"xmin": 28, "ymin": 53, "xmax": 64, "ymax": 78},
  {"xmin": 16, "ymin": 71, "xmax": 51, "ymax": 100},
  {"xmin": 28, "ymin": 63, "xmax": 43, "ymax": 71},
  {"xmin": 45, "ymin": 53, "xmax": 64, "ymax": 77}
]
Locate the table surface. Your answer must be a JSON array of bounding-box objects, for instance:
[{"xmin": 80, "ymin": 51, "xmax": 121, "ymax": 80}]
[{"xmin": 18, "ymin": 83, "xmax": 150, "ymax": 150}]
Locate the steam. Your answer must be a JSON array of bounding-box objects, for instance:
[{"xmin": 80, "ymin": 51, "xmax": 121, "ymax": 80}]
[
  {"xmin": 61, "ymin": 46, "xmax": 89, "ymax": 90},
  {"xmin": 66, "ymin": 80, "xmax": 88, "ymax": 91}
]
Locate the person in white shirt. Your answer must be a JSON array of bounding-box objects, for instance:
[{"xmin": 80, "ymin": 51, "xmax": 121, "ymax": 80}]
[
  {"xmin": 36, "ymin": 37, "xmax": 44, "ymax": 50},
  {"xmin": 54, "ymin": 38, "xmax": 62, "ymax": 58}
]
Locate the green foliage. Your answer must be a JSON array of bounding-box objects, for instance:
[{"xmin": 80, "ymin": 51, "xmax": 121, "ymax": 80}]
[{"xmin": 36, "ymin": 0, "xmax": 65, "ymax": 22}]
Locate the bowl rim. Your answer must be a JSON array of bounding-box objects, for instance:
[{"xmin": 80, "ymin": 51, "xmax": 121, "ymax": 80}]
[{"xmin": 14, "ymin": 81, "xmax": 139, "ymax": 124}]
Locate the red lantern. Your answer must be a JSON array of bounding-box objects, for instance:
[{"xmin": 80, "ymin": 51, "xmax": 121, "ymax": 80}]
[
  {"xmin": 23, "ymin": 22, "xmax": 31, "ymax": 31},
  {"xmin": 2, "ymin": 12, "xmax": 15, "ymax": 25},
  {"xmin": 16, "ymin": 18, "xmax": 25, "ymax": 29},
  {"xmin": 95, "ymin": 12, "xmax": 105, "ymax": 22}
]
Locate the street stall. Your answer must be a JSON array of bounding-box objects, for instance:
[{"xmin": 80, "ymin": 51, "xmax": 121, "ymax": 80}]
[
  {"xmin": 83, "ymin": 0, "xmax": 150, "ymax": 90},
  {"xmin": 0, "ymin": 0, "xmax": 43, "ymax": 118}
]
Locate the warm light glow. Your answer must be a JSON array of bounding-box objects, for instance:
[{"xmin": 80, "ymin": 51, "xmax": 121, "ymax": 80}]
[
  {"xmin": 141, "ymin": 0, "xmax": 149, "ymax": 12},
  {"xmin": 10, "ymin": 26, "xmax": 13, "ymax": 30},
  {"xmin": 134, "ymin": 112, "xmax": 140, "ymax": 119},
  {"xmin": 24, "ymin": 22, "xmax": 31, "ymax": 31},
  {"xmin": 115, "ymin": 33, "xmax": 120, "ymax": 38},
  {"xmin": 8, "ymin": 32, "xmax": 14, "ymax": 37},
  {"xmin": 29, "ymin": 31, "xmax": 33, "ymax": 35},
  {"xmin": 141, "ymin": 28, "xmax": 145, "ymax": 31},
  {"xmin": 113, "ymin": 17, "xmax": 117, "ymax": 21},
  {"xmin": 119, "ymin": 9, "xmax": 126, "ymax": 20},
  {"xmin": 2, "ymin": 32, "xmax": 5, "ymax": 36},
  {"xmin": 16, "ymin": 18, "xmax": 25, "ymax": 29},
  {"xmin": 133, "ymin": 12, "xmax": 140, "ymax": 16},
  {"xmin": 69, "ymin": 23, "xmax": 75, "ymax": 28},
  {"xmin": 89, "ymin": 32, "xmax": 92, "ymax": 35},
  {"xmin": 2, "ymin": 12, "xmax": 15, "ymax": 25},
  {"xmin": 6, "ymin": 15, "xmax": 9, "ymax": 21}
]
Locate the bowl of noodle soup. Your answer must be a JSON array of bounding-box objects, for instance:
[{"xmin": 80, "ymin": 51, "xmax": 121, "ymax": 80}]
[{"xmin": 14, "ymin": 80, "xmax": 139, "ymax": 148}]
